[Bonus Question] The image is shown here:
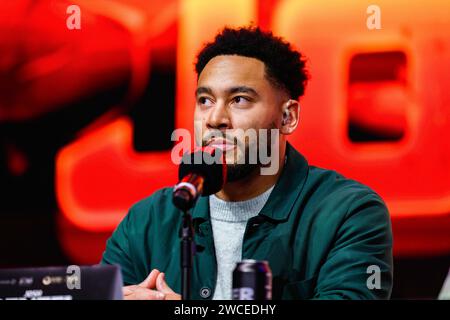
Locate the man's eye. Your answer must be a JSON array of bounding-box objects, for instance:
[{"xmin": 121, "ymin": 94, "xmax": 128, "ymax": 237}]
[
  {"xmin": 232, "ymin": 96, "xmax": 250, "ymax": 104},
  {"xmin": 198, "ymin": 97, "xmax": 213, "ymax": 106}
]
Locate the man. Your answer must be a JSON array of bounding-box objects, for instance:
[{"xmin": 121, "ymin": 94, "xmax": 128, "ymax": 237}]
[{"xmin": 101, "ymin": 26, "xmax": 393, "ymax": 300}]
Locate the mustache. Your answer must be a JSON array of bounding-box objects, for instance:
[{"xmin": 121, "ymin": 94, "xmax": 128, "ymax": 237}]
[{"xmin": 201, "ymin": 130, "xmax": 238, "ymax": 146}]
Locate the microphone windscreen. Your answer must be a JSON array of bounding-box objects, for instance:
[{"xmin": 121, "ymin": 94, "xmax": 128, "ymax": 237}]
[{"xmin": 178, "ymin": 147, "xmax": 227, "ymax": 196}]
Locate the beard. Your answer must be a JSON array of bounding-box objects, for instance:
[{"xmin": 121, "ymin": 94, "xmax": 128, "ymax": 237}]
[
  {"xmin": 225, "ymin": 145, "xmax": 259, "ymax": 182},
  {"xmin": 201, "ymin": 122, "xmax": 277, "ymax": 183}
]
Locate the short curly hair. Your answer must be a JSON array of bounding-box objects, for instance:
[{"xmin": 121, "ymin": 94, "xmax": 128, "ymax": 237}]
[{"xmin": 195, "ymin": 26, "xmax": 309, "ymax": 99}]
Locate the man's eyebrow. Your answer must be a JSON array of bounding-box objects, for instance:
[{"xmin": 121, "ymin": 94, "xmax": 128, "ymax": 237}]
[
  {"xmin": 227, "ymin": 86, "xmax": 259, "ymax": 97},
  {"xmin": 195, "ymin": 86, "xmax": 259, "ymax": 97},
  {"xmin": 195, "ymin": 87, "xmax": 213, "ymax": 96}
]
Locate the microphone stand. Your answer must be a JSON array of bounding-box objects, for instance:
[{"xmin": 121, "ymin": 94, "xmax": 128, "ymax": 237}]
[
  {"xmin": 174, "ymin": 148, "xmax": 225, "ymax": 300},
  {"xmin": 180, "ymin": 210, "xmax": 195, "ymax": 300}
]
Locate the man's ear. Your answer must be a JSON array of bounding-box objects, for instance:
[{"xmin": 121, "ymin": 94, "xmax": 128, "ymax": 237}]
[{"xmin": 280, "ymin": 99, "xmax": 300, "ymax": 135}]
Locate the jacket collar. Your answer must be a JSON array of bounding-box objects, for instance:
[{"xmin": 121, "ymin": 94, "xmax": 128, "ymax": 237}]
[
  {"xmin": 259, "ymin": 142, "xmax": 309, "ymax": 221},
  {"xmin": 192, "ymin": 142, "xmax": 309, "ymax": 223}
]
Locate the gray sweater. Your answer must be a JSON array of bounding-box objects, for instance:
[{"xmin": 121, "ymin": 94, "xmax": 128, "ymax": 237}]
[{"xmin": 209, "ymin": 186, "xmax": 274, "ymax": 300}]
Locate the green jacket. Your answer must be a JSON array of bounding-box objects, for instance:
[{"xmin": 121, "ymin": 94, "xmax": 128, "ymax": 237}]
[{"xmin": 101, "ymin": 143, "xmax": 393, "ymax": 299}]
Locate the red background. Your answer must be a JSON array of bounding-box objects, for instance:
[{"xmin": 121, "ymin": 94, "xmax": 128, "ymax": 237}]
[{"xmin": 1, "ymin": 0, "xmax": 449, "ymax": 299}]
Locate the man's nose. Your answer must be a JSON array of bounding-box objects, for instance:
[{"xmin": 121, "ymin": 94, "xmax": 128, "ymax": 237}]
[{"xmin": 206, "ymin": 102, "xmax": 231, "ymax": 130}]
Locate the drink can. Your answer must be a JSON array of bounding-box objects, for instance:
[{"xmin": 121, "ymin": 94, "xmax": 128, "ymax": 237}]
[{"xmin": 232, "ymin": 259, "xmax": 272, "ymax": 300}]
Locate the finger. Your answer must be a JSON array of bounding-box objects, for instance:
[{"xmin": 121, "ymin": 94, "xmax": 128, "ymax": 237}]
[
  {"xmin": 140, "ymin": 269, "xmax": 161, "ymax": 288},
  {"xmin": 156, "ymin": 273, "xmax": 175, "ymax": 294},
  {"xmin": 122, "ymin": 285, "xmax": 138, "ymax": 296},
  {"xmin": 164, "ymin": 292, "xmax": 182, "ymax": 300},
  {"xmin": 123, "ymin": 287, "xmax": 165, "ymax": 300}
]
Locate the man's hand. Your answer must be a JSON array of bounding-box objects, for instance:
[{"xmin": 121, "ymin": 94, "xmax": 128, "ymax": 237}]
[{"xmin": 122, "ymin": 269, "xmax": 181, "ymax": 300}]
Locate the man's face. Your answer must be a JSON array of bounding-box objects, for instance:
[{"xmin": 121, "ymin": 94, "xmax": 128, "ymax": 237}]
[{"xmin": 194, "ymin": 55, "xmax": 285, "ymax": 181}]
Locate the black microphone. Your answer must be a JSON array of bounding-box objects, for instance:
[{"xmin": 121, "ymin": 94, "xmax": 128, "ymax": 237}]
[{"xmin": 172, "ymin": 147, "xmax": 226, "ymax": 211}]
